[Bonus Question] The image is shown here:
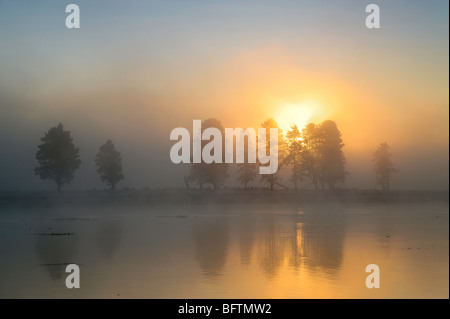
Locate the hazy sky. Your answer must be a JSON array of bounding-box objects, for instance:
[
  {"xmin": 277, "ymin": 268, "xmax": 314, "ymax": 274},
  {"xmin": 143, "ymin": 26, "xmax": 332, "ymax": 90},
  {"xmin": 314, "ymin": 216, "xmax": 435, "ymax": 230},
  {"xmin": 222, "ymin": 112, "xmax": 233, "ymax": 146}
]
[{"xmin": 0, "ymin": 0, "xmax": 448, "ymax": 190}]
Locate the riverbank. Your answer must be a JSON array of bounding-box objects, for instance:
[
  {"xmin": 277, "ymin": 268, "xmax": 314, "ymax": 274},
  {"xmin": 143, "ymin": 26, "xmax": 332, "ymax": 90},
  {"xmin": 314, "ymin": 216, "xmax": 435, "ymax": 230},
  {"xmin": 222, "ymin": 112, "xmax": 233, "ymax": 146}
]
[{"xmin": 0, "ymin": 189, "xmax": 448, "ymax": 208}]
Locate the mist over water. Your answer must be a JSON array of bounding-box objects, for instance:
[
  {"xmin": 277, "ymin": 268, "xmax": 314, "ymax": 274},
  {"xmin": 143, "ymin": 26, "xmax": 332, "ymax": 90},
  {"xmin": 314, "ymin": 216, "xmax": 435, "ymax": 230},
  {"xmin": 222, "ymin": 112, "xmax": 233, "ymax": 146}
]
[
  {"xmin": 0, "ymin": 200, "xmax": 447, "ymax": 298},
  {"xmin": 0, "ymin": 0, "xmax": 448, "ymax": 301}
]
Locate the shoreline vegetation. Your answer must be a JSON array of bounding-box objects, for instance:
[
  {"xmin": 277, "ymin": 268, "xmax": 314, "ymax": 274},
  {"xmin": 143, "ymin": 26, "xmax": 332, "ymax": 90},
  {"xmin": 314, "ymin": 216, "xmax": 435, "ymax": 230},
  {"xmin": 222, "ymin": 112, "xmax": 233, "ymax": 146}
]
[{"xmin": 0, "ymin": 189, "xmax": 448, "ymax": 208}]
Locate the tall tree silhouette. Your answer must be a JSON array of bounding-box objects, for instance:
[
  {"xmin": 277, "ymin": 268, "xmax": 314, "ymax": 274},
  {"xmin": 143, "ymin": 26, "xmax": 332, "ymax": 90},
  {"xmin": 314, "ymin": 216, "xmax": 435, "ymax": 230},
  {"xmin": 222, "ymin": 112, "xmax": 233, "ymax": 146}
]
[
  {"xmin": 189, "ymin": 118, "xmax": 228, "ymax": 189},
  {"xmin": 95, "ymin": 140, "xmax": 124, "ymax": 190},
  {"xmin": 237, "ymin": 162, "xmax": 258, "ymax": 189},
  {"xmin": 237, "ymin": 133, "xmax": 257, "ymax": 189},
  {"xmin": 373, "ymin": 142, "xmax": 396, "ymax": 191},
  {"xmin": 34, "ymin": 123, "xmax": 81, "ymax": 191},
  {"xmin": 300, "ymin": 123, "xmax": 321, "ymax": 190},
  {"xmin": 259, "ymin": 118, "xmax": 285, "ymax": 190},
  {"xmin": 316, "ymin": 120, "xmax": 347, "ymax": 190},
  {"xmin": 284, "ymin": 124, "xmax": 303, "ymax": 189}
]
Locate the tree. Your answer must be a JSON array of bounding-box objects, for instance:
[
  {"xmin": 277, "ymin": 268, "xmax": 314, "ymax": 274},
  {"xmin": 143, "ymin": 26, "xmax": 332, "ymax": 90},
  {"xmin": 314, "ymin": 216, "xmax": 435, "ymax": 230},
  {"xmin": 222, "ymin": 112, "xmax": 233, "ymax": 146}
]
[
  {"xmin": 315, "ymin": 120, "xmax": 347, "ymax": 190},
  {"xmin": 34, "ymin": 123, "xmax": 81, "ymax": 191},
  {"xmin": 189, "ymin": 118, "xmax": 228, "ymax": 189},
  {"xmin": 237, "ymin": 134, "xmax": 257, "ymax": 189},
  {"xmin": 95, "ymin": 140, "xmax": 124, "ymax": 190},
  {"xmin": 373, "ymin": 142, "xmax": 397, "ymax": 191},
  {"xmin": 284, "ymin": 125, "xmax": 303, "ymax": 189},
  {"xmin": 300, "ymin": 123, "xmax": 321, "ymax": 190},
  {"xmin": 259, "ymin": 118, "xmax": 285, "ymax": 190},
  {"xmin": 237, "ymin": 163, "xmax": 258, "ymax": 189}
]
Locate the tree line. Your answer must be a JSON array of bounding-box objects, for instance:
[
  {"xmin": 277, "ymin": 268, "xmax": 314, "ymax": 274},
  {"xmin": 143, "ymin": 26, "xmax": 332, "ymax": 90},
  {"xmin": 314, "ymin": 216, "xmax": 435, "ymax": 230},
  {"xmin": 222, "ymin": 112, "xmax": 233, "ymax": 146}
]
[
  {"xmin": 34, "ymin": 121, "xmax": 396, "ymax": 191},
  {"xmin": 185, "ymin": 118, "xmax": 348, "ymax": 190}
]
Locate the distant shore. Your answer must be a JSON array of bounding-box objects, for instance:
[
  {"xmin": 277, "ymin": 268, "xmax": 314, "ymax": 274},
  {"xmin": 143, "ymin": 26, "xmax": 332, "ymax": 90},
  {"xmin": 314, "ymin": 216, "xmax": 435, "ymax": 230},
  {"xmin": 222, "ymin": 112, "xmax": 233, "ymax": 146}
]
[{"xmin": 0, "ymin": 189, "xmax": 448, "ymax": 208}]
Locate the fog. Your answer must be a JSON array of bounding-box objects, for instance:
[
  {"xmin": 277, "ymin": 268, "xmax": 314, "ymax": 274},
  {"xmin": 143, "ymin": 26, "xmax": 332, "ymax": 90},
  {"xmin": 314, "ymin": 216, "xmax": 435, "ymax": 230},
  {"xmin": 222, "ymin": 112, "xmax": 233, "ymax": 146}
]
[{"xmin": 0, "ymin": 0, "xmax": 448, "ymax": 191}]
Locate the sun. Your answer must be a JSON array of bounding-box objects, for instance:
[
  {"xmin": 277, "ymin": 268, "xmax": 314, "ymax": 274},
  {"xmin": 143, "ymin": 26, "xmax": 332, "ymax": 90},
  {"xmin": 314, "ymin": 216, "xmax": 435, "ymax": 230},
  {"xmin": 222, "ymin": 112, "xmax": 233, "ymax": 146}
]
[{"xmin": 274, "ymin": 100, "xmax": 323, "ymax": 134}]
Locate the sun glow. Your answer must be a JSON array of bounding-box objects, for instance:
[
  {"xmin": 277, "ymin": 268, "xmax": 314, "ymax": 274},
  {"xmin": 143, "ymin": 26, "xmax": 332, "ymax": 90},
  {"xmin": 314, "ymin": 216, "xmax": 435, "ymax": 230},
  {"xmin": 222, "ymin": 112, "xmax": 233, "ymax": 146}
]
[{"xmin": 274, "ymin": 100, "xmax": 324, "ymax": 134}]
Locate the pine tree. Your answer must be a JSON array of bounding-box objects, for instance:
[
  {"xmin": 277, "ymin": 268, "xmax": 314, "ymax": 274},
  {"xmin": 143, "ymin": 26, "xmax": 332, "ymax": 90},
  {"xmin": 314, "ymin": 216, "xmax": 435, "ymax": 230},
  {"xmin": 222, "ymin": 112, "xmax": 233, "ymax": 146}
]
[
  {"xmin": 95, "ymin": 140, "xmax": 124, "ymax": 190},
  {"xmin": 300, "ymin": 123, "xmax": 321, "ymax": 190},
  {"xmin": 34, "ymin": 123, "xmax": 81, "ymax": 191},
  {"xmin": 316, "ymin": 120, "xmax": 347, "ymax": 190},
  {"xmin": 373, "ymin": 142, "xmax": 397, "ymax": 191},
  {"xmin": 259, "ymin": 118, "xmax": 285, "ymax": 190},
  {"xmin": 237, "ymin": 163, "xmax": 258, "ymax": 189},
  {"xmin": 284, "ymin": 125, "xmax": 303, "ymax": 189},
  {"xmin": 188, "ymin": 118, "xmax": 228, "ymax": 189}
]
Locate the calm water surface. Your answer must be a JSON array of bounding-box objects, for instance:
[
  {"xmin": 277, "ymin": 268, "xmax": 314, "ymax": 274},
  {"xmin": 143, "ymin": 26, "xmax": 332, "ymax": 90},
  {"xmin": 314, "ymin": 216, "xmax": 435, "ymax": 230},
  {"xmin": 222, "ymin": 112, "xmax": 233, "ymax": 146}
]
[{"xmin": 0, "ymin": 202, "xmax": 448, "ymax": 298}]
